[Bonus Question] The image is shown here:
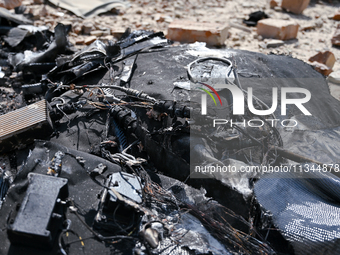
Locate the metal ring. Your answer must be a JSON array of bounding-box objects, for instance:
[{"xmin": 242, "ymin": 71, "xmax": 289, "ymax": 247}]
[{"xmin": 187, "ymin": 57, "xmax": 233, "ymax": 83}]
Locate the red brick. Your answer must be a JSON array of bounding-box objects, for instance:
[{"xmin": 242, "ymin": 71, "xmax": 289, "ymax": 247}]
[
  {"xmin": 167, "ymin": 20, "xmax": 229, "ymax": 46},
  {"xmin": 84, "ymin": 36, "xmax": 97, "ymax": 45},
  {"xmin": 270, "ymin": 0, "xmax": 281, "ymax": 9},
  {"xmin": 308, "ymin": 51, "xmax": 336, "ymax": 69},
  {"xmin": 257, "ymin": 19, "xmax": 299, "ymax": 40},
  {"xmin": 281, "ymin": 0, "xmax": 310, "ymax": 15},
  {"xmin": 333, "ymin": 9, "xmax": 340, "ymax": 21}
]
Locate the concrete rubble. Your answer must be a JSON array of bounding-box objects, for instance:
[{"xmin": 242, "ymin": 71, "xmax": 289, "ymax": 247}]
[{"xmin": 1, "ymin": 0, "xmax": 335, "ymax": 79}]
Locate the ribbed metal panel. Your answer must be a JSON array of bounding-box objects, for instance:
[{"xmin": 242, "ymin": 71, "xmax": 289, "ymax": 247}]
[{"xmin": 0, "ymin": 100, "xmax": 52, "ymax": 153}]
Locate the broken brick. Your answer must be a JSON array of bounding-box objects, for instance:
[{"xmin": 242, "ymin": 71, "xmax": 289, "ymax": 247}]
[
  {"xmin": 82, "ymin": 23, "xmax": 94, "ymax": 35},
  {"xmin": 281, "ymin": 0, "xmax": 310, "ymax": 15},
  {"xmin": 270, "ymin": 0, "xmax": 281, "ymax": 9},
  {"xmin": 333, "ymin": 9, "xmax": 340, "ymax": 21},
  {"xmin": 75, "ymin": 37, "xmax": 85, "ymax": 45},
  {"xmin": 309, "ymin": 51, "xmax": 336, "ymax": 69},
  {"xmin": 310, "ymin": 61, "xmax": 333, "ymax": 76},
  {"xmin": 111, "ymin": 28, "xmax": 126, "ymax": 39},
  {"xmin": 90, "ymin": 30, "xmax": 104, "ymax": 37},
  {"xmin": 73, "ymin": 24, "xmax": 82, "ymax": 35},
  {"xmin": 84, "ymin": 36, "xmax": 97, "ymax": 45},
  {"xmin": 167, "ymin": 20, "xmax": 229, "ymax": 46},
  {"xmin": 257, "ymin": 19, "xmax": 299, "ymax": 40}
]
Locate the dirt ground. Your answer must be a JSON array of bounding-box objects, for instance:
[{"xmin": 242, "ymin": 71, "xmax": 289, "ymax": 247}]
[{"xmin": 23, "ymin": 0, "xmax": 340, "ymax": 73}]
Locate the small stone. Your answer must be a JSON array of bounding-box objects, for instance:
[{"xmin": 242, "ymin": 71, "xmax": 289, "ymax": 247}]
[
  {"xmin": 155, "ymin": 15, "xmax": 164, "ymax": 22},
  {"xmin": 84, "ymin": 36, "xmax": 97, "ymax": 45},
  {"xmin": 257, "ymin": 19, "xmax": 299, "ymax": 40},
  {"xmin": 315, "ymin": 20, "xmax": 323, "ymax": 28},
  {"xmin": 301, "ymin": 24, "xmax": 316, "ymax": 31},
  {"xmin": 82, "ymin": 23, "xmax": 93, "ymax": 35},
  {"xmin": 329, "ymin": 83, "xmax": 340, "ymax": 101},
  {"xmin": 259, "ymin": 39, "xmax": 284, "ymax": 49},
  {"xmin": 281, "ymin": 0, "xmax": 310, "ymax": 15},
  {"xmin": 270, "ymin": 0, "xmax": 281, "ymax": 9},
  {"xmin": 29, "ymin": 5, "xmax": 48, "ymax": 20},
  {"xmin": 259, "ymin": 42, "xmax": 267, "ymax": 49},
  {"xmin": 274, "ymin": 6, "xmax": 282, "ymax": 11},
  {"xmin": 266, "ymin": 39, "xmax": 285, "ymax": 48},
  {"xmin": 90, "ymin": 30, "xmax": 104, "ymax": 37},
  {"xmin": 282, "ymin": 15, "xmax": 290, "ymax": 20},
  {"xmin": 73, "ymin": 24, "xmax": 82, "ymax": 35},
  {"xmin": 68, "ymin": 37, "xmax": 76, "ymax": 45},
  {"xmin": 102, "ymin": 28, "xmax": 111, "ymax": 36},
  {"xmin": 328, "ymin": 71, "xmax": 340, "ymax": 85},
  {"xmin": 333, "ymin": 9, "xmax": 340, "ymax": 21},
  {"xmin": 309, "ymin": 51, "xmax": 336, "ymax": 69},
  {"xmin": 164, "ymin": 16, "xmax": 173, "ymax": 23}
]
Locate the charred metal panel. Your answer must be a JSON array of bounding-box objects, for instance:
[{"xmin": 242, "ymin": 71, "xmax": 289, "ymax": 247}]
[{"xmin": 0, "ymin": 99, "xmax": 53, "ymax": 153}]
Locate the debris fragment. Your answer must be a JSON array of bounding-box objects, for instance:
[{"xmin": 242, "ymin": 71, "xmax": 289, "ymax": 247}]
[
  {"xmin": 309, "ymin": 51, "xmax": 336, "ymax": 69},
  {"xmin": 333, "ymin": 9, "xmax": 340, "ymax": 21},
  {"xmin": 259, "ymin": 39, "xmax": 284, "ymax": 48},
  {"xmin": 257, "ymin": 18, "xmax": 299, "ymax": 40},
  {"xmin": 0, "ymin": 6, "xmax": 32, "ymax": 25},
  {"xmin": 84, "ymin": 35, "xmax": 97, "ymax": 45},
  {"xmin": 281, "ymin": 0, "xmax": 310, "ymax": 15},
  {"xmin": 167, "ymin": 20, "xmax": 229, "ymax": 46},
  {"xmin": 8, "ymin": 23, "xmax": 70, "ymax": 71},
  {"xmin": 328, "ymin": 70, "xmax": 340, "ymax": 85},
  {"xmin": 269, "ymin": 0, "xmax": 281, "ymax": 9},
  {"xmin": 229, "ymin": 21, "xmax": 252, "ymax": 33},
  {"xmin": 243, "ymin": 11, "xmax": 268, "ymax": 27}
]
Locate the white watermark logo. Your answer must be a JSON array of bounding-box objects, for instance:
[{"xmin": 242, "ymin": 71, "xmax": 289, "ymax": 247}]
[{"xmin": 201, "ymin": 84, "xmax": 311, "ymax": 116}]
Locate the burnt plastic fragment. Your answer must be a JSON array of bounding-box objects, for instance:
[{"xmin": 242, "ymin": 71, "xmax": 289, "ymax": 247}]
[
  {"xmin": 243, "ymin": 11, "xmax": 268, "ymax": 26},
  {"xmin": 7, "ymin": 173, "xmax": 68, "ymax": 248}
]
